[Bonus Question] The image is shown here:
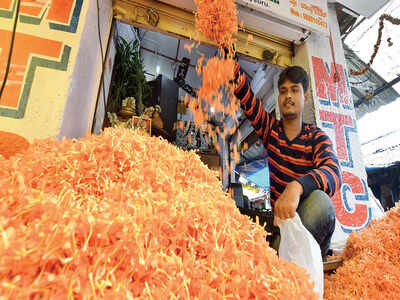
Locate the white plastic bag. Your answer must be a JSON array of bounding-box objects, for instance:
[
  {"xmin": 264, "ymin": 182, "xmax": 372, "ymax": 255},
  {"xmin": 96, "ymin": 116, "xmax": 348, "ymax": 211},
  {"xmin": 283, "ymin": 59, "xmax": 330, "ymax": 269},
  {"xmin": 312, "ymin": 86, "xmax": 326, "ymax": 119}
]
[{"xmin": 277, "ymin": 213, "xmax": 323, "ymax": 299}]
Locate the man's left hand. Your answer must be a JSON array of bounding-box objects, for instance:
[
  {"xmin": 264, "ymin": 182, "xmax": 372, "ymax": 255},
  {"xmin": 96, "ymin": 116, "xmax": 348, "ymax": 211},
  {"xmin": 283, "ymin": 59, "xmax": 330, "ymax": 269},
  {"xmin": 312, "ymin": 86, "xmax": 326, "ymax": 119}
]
[{"xmin": 273, "ymin": 181, "xmax": 303, "ymax": 226}]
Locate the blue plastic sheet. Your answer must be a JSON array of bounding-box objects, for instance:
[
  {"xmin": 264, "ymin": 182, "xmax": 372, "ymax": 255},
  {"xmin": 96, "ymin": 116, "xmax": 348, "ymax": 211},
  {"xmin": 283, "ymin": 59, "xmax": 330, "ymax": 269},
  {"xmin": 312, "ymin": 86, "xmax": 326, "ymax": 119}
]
[{"xmin": 235, "ymin": 159, "xmax": 270, "ymax": 190}]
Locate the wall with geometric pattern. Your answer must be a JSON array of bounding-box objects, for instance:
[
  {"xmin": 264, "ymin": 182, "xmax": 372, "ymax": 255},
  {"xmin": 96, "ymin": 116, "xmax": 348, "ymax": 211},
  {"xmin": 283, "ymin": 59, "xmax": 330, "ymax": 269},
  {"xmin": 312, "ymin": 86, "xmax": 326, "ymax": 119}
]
[{"xmin": 0, "ymin": 0, "xmax": 112, "ymax": 141}]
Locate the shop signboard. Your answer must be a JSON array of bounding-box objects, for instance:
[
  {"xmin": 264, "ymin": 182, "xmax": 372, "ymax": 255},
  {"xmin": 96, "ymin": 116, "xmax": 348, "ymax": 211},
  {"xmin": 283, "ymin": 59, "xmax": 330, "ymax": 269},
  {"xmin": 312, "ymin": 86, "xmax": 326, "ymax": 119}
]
[
  {"xmin": 237, "ymin": 0, "xmax": 329, "ymax": 35},
  {"xmin": 310, "ymin": 56, "xmax": 384, "ymax": 247}
]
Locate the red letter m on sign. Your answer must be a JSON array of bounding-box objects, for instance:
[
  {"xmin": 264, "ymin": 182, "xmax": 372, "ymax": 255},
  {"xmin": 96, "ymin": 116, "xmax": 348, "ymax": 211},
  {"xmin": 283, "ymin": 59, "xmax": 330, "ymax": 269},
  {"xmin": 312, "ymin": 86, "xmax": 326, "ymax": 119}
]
[{"xmin": 312, "ymin": 56, "xmax": 350, "ymax": 108}]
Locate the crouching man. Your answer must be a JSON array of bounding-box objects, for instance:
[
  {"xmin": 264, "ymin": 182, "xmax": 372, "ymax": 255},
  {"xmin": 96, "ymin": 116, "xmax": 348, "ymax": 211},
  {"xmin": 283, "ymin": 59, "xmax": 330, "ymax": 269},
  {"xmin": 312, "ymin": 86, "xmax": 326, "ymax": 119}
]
[{"xmin": 234, "ymin": 62, "xmax": 342, "ymax": 256}]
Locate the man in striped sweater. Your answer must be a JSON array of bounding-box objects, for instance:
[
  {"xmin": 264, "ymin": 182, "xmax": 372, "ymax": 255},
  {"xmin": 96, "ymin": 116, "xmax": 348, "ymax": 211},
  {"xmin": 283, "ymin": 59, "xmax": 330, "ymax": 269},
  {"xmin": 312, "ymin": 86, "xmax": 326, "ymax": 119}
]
[{"xmin": 234, "ymin": 63, "xmax": 342, "ymax": 256}]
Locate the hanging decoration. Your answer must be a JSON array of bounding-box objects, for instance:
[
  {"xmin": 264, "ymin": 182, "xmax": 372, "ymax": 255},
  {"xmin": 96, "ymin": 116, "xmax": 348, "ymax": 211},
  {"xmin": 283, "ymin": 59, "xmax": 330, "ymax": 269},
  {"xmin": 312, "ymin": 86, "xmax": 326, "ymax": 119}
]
[{"xmin": 350, "ymin": 14, "xmax": 400, "ymax": 76}]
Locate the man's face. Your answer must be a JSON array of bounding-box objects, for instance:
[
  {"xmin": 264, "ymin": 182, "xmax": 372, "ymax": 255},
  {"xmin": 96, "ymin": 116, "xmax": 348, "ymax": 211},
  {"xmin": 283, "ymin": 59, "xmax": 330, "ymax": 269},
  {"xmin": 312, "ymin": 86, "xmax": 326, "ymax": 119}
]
[{"xmin": 278, "ymin": 79, "xmax": 308, "ymax": 121}]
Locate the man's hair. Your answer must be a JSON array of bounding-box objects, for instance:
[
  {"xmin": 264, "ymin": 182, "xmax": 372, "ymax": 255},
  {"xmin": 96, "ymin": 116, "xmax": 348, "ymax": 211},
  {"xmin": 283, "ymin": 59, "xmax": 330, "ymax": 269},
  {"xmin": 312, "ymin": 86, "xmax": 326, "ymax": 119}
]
[{"xmin": 278, "ymin": 66, "xmax": 309, "ymax": 92}]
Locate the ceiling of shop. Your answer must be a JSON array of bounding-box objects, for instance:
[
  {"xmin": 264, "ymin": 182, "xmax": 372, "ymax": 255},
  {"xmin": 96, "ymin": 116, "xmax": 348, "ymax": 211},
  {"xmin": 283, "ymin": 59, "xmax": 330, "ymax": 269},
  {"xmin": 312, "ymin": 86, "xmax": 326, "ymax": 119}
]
[{"xmin": 137, "ymin": 29, "xmax": 262, "ymax": 90}]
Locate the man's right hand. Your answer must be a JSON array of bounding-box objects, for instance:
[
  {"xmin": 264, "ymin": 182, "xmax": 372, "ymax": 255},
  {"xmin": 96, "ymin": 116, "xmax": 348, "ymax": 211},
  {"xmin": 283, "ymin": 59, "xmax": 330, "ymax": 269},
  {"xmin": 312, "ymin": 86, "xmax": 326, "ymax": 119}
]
[{"xmin": 273, "ymin": 181, "xmax": 303, "ymax": 226}]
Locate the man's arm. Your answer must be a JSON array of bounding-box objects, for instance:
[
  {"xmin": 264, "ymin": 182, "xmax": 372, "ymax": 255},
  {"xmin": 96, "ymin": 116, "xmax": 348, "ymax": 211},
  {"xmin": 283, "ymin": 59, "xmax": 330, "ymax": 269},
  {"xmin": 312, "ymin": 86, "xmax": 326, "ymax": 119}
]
[
  {"xmin": 295, "ymin": 129, "xmax": 342, "ymax": 199},
  {"xmin": 234, "ymin": 63, "xmax": 274, "ymax": 144}
]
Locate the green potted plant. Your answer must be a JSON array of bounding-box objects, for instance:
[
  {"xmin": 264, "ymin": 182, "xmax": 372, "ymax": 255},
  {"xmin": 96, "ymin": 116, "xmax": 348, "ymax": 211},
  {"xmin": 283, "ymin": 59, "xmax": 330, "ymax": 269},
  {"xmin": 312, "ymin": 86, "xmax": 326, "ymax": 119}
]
[{"xmin": 108, "ymin": 37, "xmax": 152, "ymax": 116}]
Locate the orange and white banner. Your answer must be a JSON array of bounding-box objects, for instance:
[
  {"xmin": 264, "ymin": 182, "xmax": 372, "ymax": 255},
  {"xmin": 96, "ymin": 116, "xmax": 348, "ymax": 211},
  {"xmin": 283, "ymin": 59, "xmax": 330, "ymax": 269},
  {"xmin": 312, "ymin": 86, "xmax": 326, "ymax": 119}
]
[{"xmin": 237, "ymin": 0, "xmax": 329, "ymax": 35}]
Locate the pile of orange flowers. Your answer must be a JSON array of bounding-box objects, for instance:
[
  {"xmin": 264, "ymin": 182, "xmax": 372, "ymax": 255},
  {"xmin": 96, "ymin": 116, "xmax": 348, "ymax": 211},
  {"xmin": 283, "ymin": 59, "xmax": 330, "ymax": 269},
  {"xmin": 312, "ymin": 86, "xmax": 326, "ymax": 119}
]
[
  {"xmin": 324, "ymin": 206, "xmax": 400, "ymax": 299},
  {"xmin": 0, "ymin": 128, "xmax": 318, "ymax": 299},
  {"xmin": 0, "ymin": 130, "xmax": 30, "ymax": 159}
]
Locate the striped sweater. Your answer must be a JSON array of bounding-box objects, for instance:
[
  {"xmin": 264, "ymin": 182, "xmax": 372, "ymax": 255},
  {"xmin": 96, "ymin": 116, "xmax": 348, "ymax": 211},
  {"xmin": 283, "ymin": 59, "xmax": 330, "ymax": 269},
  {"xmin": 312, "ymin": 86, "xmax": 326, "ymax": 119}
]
[{"xmin": 234, "ymin": 64, "xmax": 342, "ymax": 203}]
